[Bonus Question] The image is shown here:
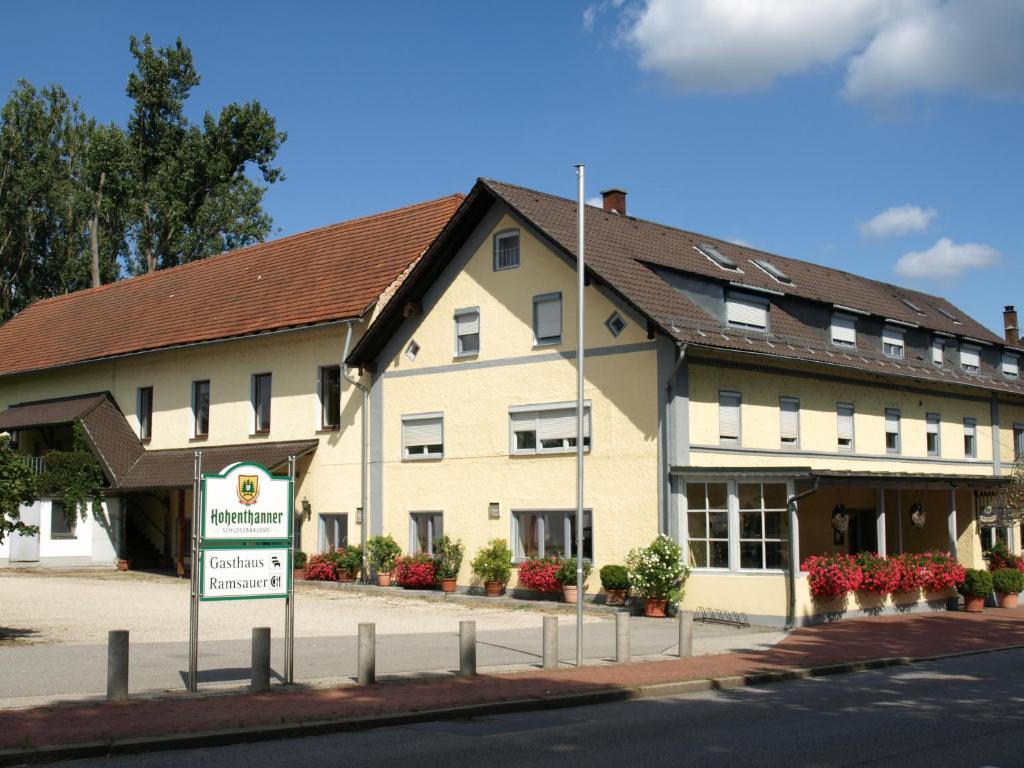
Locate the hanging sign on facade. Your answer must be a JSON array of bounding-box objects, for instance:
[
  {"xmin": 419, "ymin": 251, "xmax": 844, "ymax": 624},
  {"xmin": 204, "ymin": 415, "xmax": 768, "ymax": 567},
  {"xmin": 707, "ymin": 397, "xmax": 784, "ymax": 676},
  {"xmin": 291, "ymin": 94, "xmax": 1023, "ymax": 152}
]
[
  {"xmin": 200, "ymin": 546, "xmax": 291, "ymax": 600},
  {"xmin": 201, "ymin": 463, "xmax": 292, "ymax": 542}
]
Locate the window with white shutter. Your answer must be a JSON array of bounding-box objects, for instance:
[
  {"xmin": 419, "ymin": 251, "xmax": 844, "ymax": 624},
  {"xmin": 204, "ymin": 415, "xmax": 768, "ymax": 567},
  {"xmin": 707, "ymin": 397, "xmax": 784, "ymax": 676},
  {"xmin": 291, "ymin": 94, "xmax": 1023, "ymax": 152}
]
[
  {"xmin": 726, "ymin": 293, "xmax": 768, "ymax": 330},
  {"xmin": 402, "ymin": 413, "xmax": 444, "ymax": 459},
  {"xmin": 1003, "ymin": 352, "xmax": 1019, "ymax": 379},
  {"xmin": 719, "ymin": 391, "xmax": 741, "ymax": 445},
  {"xmin": 926, "ymin": 413, "xmax": 940, "ymax": 456},
  {"xmin": 779, "ymin": 397, "xmax": 800, "ymax": 447},
  {"xmin": 533, "ymin": 293, "xmax": 562, "ymax": 346},
  {"xmin": 931, "ymin": 337, "xmax": 945, "ymax": 366},
  {"xmin": 837, "ymin": 403, "xmax": 854, "ymax": 451},
  {"xmin": 831, "ymin": 313, "xmax": 857, "ymax": 347},
  {"xmin": 961, "ymin": 344, "xmax": 981, "ymax": 373},
  {"xmin": 509, "ymin": 402, "xmax": 591, "ymax": 455},
  {"xmin": 885, "ymin": 408, "xmax": 901, "ymax": 454},
  {"xmin": 963, "ymin": 418, "xmax": 977, "ymax": 458},
  {"xmin": 454, "ymin": 308, "xmax": 480, "ymax": 357},
  {"xmin": 882, "ymin": 326, "xmax": 905, "ymax": 358}
]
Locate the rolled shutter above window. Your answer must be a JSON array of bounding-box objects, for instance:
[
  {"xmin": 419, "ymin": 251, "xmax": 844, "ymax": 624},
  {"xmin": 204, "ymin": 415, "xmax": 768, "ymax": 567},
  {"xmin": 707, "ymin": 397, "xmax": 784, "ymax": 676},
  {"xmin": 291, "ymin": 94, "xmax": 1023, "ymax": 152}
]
[
  {"xmin": 831, "ymin": 313, "xmax": 857, "ymax": 346},
  {"xmin": 1003, "ymin": 353, "xmax": 1019, "ymax": 378},
  {"xmin": 455, "ymin": 311, "xmax": 479, "ymax": 336},
  {"xmin": 719, "ymin": 392, "xmax": 740, "ymax": 441},
  {"xmin": 931, "ymin": 338, "xmax": 945, "ymax": 365},
  {"xmin": 926, "ymin": 415, "xmax": 939, "ymax": 435},
  {"xmin": 726, "ymin": 294, "xmax": 768, "ymax": 329},
  {"xmin": 536, "ymin": 407, "xmax": 591, "ymax": 441},
  {"xmin": 961, "ymin": 345, "xmax": 981, "ymax": 371},
  {"xmin": 780, "ymin": 398, "xmax": 799, "ymax": 442},
  {"xmin": 885, "ymin": 409, "xmax": 900, "ymax": 433},
  {"xmin": 534, "ymin": 295, "xmax": 562, "ymax": 343},
  {"xmin": 403, "ymin": 415, "xmax": 443, "ymax": 449},
  {"xmin": 837, "ymin": 405, "xmax": 854, "ymax": 440},
  {"xmin": 882, "ymin": 326, "xmax": 904, "ymax": 348}
]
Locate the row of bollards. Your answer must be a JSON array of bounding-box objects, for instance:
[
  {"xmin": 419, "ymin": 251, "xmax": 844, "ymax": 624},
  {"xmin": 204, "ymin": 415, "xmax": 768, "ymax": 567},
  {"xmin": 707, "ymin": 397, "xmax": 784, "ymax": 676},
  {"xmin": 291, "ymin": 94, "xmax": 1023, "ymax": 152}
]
[{"xmin": 105, "ymin": 611, "xmax": 696, "ymax": 699}]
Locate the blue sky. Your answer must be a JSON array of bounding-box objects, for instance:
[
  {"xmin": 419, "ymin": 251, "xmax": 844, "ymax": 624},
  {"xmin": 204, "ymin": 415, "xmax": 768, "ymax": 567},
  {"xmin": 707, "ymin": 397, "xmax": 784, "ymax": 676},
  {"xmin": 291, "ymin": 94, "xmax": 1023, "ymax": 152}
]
[{"xmin": 2, "ymin": 0, "xmax": 1021, "ymax": 333}]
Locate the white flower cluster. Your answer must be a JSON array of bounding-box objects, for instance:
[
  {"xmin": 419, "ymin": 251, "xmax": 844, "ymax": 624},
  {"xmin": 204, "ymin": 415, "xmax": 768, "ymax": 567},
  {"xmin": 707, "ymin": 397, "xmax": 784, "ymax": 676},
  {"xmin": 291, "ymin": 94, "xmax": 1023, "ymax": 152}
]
[{"xmin": 626, "ymin": 534, "xmax": 688, "ymax": 600}]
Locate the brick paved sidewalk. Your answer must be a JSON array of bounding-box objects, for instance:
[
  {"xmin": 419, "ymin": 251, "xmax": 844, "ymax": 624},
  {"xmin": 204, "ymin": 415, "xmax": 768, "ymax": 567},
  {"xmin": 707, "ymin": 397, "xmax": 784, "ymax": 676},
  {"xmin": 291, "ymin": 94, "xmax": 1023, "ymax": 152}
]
[{"xmin": 4, "ymin": 608, "xmax": 1024, "ymax": 754}]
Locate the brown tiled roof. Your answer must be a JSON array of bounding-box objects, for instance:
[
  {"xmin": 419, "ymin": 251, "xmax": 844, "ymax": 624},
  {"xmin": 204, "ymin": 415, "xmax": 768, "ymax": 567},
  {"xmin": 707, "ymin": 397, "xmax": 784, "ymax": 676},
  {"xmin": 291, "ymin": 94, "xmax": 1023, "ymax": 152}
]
[
  {"xmin": 0, "ymin": 194, "xmax": 463, "ymax": 378},
  {"xmin": 0, "ymin": 393, "xmax": 109, "ymax": 430}
]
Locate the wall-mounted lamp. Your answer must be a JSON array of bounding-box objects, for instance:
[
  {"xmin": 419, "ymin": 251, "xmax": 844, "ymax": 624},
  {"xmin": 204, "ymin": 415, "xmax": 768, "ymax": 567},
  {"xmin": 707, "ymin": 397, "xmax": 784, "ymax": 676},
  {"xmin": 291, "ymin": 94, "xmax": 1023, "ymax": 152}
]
[
  {"xmin": 300, "ymin": 498, "xmax": 312, "ymax": 521},
  {"xmin": 356, "ymin": 506, "xmax": 364, "ymax": 525},
  {"xmin": 488, "ymin": 502, "xmax": 500, "ymax": 520},
  {"xmin": 909, "ymin": 502, "xmax": 926, "ymax": 529}
]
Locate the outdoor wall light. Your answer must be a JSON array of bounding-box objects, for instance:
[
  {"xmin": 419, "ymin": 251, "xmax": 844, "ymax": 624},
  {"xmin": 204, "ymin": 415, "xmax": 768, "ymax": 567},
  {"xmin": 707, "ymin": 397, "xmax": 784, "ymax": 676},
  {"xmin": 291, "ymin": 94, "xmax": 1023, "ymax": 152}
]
[
  {"xmin": 300, "ymin": 498, "xmax": 312, "ymax": 521},
  {"xmin": 488, "ymin": 502, "xmax": 500, "ymax": 520},
  {"xmin": 831, "ymin": 504, "xmax": 849, "ymax": 533},
  {"xmin": 909, "ymin": 502, "xmax": 926, "ymax": 529}
]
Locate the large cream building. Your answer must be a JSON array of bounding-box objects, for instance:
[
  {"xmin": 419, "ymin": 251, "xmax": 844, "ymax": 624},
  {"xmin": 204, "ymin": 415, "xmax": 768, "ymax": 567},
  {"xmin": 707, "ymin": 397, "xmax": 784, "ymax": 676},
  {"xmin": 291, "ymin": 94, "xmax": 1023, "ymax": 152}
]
[{"xmin": 2, "ymin": 179, "xmax": 1021, "ymax": 626}]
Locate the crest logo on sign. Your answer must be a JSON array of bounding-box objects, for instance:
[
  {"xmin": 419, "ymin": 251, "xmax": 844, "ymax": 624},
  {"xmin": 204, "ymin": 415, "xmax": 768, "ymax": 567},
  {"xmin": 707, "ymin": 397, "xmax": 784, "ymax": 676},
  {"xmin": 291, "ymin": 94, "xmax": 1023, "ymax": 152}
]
[{"xmin": 237, "ymin": 475, "xmax": 260, "ymax": 505}]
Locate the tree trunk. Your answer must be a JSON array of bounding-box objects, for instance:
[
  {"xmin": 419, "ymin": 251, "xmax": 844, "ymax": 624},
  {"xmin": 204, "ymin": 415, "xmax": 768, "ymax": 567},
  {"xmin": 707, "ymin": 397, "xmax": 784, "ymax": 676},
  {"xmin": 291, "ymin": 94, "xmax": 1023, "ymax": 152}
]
[
  {"xmin": 90, "ymin": 172, "xmax": 105, "ymax": 288},
  {"xmin": 143, "ymin": 200, "xmax": 156, "ymax": 273}
]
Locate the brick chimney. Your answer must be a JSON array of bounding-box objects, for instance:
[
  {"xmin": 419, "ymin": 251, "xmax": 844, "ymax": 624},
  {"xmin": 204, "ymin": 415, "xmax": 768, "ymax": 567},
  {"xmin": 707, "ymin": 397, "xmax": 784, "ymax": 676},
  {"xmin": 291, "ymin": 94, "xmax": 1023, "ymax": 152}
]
[
  {"xmin": 1005, "ymin": 305, "xmax": 1019, "ymax": 344},
  {"xmin": 601, "ymin": 188, "xmax": 627, "ymax": 215}
]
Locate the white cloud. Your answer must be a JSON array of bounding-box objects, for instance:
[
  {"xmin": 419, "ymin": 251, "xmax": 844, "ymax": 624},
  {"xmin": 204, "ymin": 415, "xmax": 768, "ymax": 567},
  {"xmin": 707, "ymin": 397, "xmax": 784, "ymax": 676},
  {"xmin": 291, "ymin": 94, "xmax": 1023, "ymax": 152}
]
[
  {"xmin": 894, "ymin": 237, "xmax": 1000, "ymax": 278},
  {"xmin": 614, "ymin": 0, "xmax": 1024, "ymax": 101},
  {"xmin": 860, "ymin": 204, "xmax": 937, "ymax": 238}
]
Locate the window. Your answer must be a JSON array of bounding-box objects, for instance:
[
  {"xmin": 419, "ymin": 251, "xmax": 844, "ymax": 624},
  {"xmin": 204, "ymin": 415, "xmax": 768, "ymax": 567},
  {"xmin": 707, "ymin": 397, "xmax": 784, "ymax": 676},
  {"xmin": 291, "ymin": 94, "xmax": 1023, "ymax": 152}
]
[
  {"xmin": 410, "ymin": 512, "xmax": 443, "ymax": 555},
  {"xmin": 1003, "ymin": 352, "xmax": 1019, "ymax": 380},
  {"xmin": 510, "ymin": 402, "xmax": 591, "ymax": 454},
  {"xmin": 885, "ymin": 408, "xmax": 901, "ymax": 454},
  {"xmin": 319, "ymin": 514, "xmax": 348, "ymax": 551},
  {"xmin": 961, "ymin": 344, "xmax": 981, "ymax": 374},
  {"xmin": 454, "ymin": 308, "xmax": 480, "ymax": 357},
  {"xmin": 1014, "ymin": 424, "xmax": 1024, "ymax": 460},
  {"xmin": 402, "ymin": 413, "xmax": 443, "ymax": 459},
  {"xmin": 882, "ymin": 326, "xmax": 905, "ymax": 358},
  {"xmin": 937, "ymin": 306, "xmax": 963, "ymax": 324},
  {"xmin": 837, "ymin": 403, "xmax": 855, "ymax": 451},
  {"xmin": 696, "ymin": 243, "xmax": 739, "ymax": 271},
  {"xmin": 494, "ymin": 229, "xmax": 520, "ymax": 270},
  {"xmin": 405, "ymin": 340, "xmax": 420, "ymax": 361},
  {"xmin": 964, "ymin": 418, "xmax": 977, "ymax": 458},
  {"xmin": 726, "ymin": 293, "xmax": 768, "ymax": 331},
  {"xmin": 931, "ymin": 337, "xmax": 945, "ymax": 366},
  {"xmin": 192, "ymin": 380, "xmax": 210, "ymax": 438},
  {"xmin": 831, "ymin": 313, "xmax": 857, "ymax": 348},
  {"xmin": 252, "ymin": 373, "xmax": 271, "ymax": 433},
  {"xmin": 900, "ymin": 297, "xmax": 925, "ymax": 315},
  {"xmin": 738, "ymin": 482, "xmax": 789, "ymax": 570},
  {"xmin": 137, "ymin": 387, "xmax": 153, "ymax": 441},
  {"xmin": 751, "ymin": 259, "xmax": 791, "ymax": 284},
  {"xmin": 926, "ymin": 413, "xmax": 941, "ymax": 456},
  {"xmin": 719, "ymin": 391, "xmax": 741, "ymax": 445},
  {"xmin": 319, "ymin": 366, "xmax": 341, "ymax": 429},
  {"xmin": 779, "ymin": 397, "xmax": 800, "ymax": 447},
  {"xmin": 513, "ymin": 510, "xmax": 592, "ymax": 560},
  {"xmin": 686, "ymin": 482, "xmax": 729, "ymax": 569},
  {"xmin": 533, "ymin": 293, "xmax": 562, "ymax": 346},
  {"xmin": 50, "ymin": 500, "xmax": 75, "ymax": 539},
  {"xmin": 606, "ymin": 311, "xmax": 627, "ymax": 337}
]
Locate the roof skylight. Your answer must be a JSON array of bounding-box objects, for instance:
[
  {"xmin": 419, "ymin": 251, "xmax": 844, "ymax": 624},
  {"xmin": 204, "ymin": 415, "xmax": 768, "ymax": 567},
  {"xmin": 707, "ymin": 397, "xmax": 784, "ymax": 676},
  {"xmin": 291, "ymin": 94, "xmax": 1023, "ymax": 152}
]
[
  {"xmin": 751, "ymin": 259, "xmax": 792, "ymax": 285},
  {"xmin": 936, "ymin": 306, "xmax": 963, "ymax": 324},
  {"xmin": 695, "ymin": 243, "xmax": 739, "ymax": 271},
  {"xmin": 899, "ymin": 297, "xmax": 925, "ymax": 315}
]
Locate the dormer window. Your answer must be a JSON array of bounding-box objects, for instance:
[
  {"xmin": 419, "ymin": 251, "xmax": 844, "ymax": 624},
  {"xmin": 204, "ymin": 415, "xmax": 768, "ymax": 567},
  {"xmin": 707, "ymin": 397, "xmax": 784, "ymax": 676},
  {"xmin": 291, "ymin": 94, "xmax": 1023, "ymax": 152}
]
[
  {"xmin": 882, "ymin": 326, "xmax": 905, "ymax": 358},
  {"xmin": 830, "ymin": 313, "xmax": 857, "ymax": 348},
  {"xmin": 931, "ymin": 337, "xmax": 945, "ymax": 367},
  {"xmin": 696, "ymin": 243, "xmax": 740, "ymax": 272},
  {"xmin": 726, "ymin": 293, "xmax": 768, "ymax": 331},
  {"xmin": 960, "ymin": 344, "xmax": 981, "ymax": 374},
  {"xmin": 1003, "ymin": 352, "xmax": 1019, "ymax": 380},
  {"xmin": 493, "ymin": 230, "xmax": 520, "ymax": 271}
]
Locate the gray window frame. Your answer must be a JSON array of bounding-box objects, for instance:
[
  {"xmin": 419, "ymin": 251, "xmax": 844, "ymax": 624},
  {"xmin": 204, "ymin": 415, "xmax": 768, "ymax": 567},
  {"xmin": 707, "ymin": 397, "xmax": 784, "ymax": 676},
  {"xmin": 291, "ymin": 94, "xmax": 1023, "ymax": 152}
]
[
  {"xmin": 319, "ymin": 365, "xmax": 341, "ymax": 430},
  {"xmin": 1015, "ymin": 424, "xmax": 1024, "ymax": 460},
  {"xmin": 779, "ymin": 396, "xmax": 800, "ymax": 448},
  {"xmin": 454, "ymin": 307, "xmax": 480, "ymax": 358},
  {"xmin": 401, "ymin": 412, "xmax": 445, "ymax": 460},
  {"xmin": 137, "ymin": 386, "xmax": 153, "ymax": 442},
  {"xmin": 319, "ymin": 513, "xmax": 348, "ymax": 551},
  {"xmin": 49, "ymin": 500, "xmax": 75, "ymax": 540},
  {"xmin": 192, "ymin": 379, "xmax": 210, "ymax": 438},
  {"xmin": 493, "ymin": 228, "xmax": 521, "ymax": 271},
  {"xmin": 409, "ymin": 511, "xmax": 444, "ymax": 555},
  {"xmin": 885, "ymin": 408, "xmax": 901, "ymax": 454},
  {"xmin": 718, "ymin": 391, "xmax": 742, "ymax": 446},
  {"xmin": 252, "ymin": 373, "xmax": 272, "ymax": 434},
  {"xmin": 511, "ymin": 508, "xmax": 593, "ymax": 562},
  {"xmin": 926, "ymin": 412, "xmax": 941, "ymax": 456},
  {"xmin": 509, "ymin": 400, "xmax": 592, "ymax": 456},
  {"xmin": 837, "ymin": 402, "xmax": 855, "ymax": 452},
  {"xmin": 964, "ymin": 417, "xmax": 977, "ymax": 458},
  {"xmin": 532, "ymin": 292, "xmax": 563, "ymax": 347},
  {"xmin": 605, "ymin": 311, "xmax": 627, "ymax": 338}
]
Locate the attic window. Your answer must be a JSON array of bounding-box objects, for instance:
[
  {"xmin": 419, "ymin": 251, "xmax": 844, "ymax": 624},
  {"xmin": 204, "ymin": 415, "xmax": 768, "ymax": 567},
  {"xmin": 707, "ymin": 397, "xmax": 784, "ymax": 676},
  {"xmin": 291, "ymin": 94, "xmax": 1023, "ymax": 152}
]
[
  {"xmin": 696, "ymin": 243, "xmax": 740, "ymax": 272},
  {"xmin": 899, "ymin": 298, "xmax": 926, "ymax": 315},
  {"xmin": 961, "ymin": 344, "xmax": 981, "ymax": 374},
  {"xmin": 751, "ymin": 259, "xmax": 792, "ymax": 285},
  {"xmin": 1003, "ymin": 352, "xmax": 1019, "ymax": 380},
  {"xmin": 405, "ymin": 340, "xmax": 420, "ymax": 362},
  {"xmin": 606, "ymin": 312, "xmax": 627, "ymax": 337},
  {"xmin": 937, "ymin": 307, "xmax": 963, "ymax": 325},
  {"xmin": 726, "ymin": 292, "xmax": 768, "ymax": 331}
]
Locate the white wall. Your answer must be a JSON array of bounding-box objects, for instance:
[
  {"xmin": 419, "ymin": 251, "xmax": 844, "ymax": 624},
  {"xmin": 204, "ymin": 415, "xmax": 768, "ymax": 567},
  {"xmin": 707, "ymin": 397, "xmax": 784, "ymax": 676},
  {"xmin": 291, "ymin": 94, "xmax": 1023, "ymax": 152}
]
[{"xmin": 0, "ymin": 497, "xmax": 117, "ymax": 565}]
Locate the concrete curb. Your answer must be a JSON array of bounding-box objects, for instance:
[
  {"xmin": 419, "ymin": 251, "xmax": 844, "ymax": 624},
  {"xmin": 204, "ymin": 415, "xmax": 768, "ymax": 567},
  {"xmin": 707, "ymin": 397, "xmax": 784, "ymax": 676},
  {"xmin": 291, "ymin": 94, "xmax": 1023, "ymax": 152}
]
[{"xmin": 4, "ymin": 644, "xmax": 1023, "ymax": 766}]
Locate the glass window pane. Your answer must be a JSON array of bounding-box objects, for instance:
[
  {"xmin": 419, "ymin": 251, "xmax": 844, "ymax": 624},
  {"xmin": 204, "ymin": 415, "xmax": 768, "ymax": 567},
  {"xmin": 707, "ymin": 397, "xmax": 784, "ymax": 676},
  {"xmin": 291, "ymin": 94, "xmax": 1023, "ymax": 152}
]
[
  {"xmin": 710, "ymin": 541, "xmax": 730, "ymax": 568},
  {"xmin": 707, "ymin": 483, "xmax": 728, "ymax": 510},
  {"xmin": 740, "ymin": 511, "xmax": 761, "ymax": 539},
  {"xmin": 569, "ymin": 510, "xmax": 593, "ymax": 560},
  {"xmin": 740, "ymin": 542, "xmax": 763, "ymax": 569},
  {"xmin": 765, "ymin": 541, "xmax": 787, "ymax": 570},
  {"xmin": 764, "ymin": 511, "xmax": 787, "ymax": 539},
  {"xmin": 763, "ymin": 483, "xmax": 787, "ymax": 509},
  {"xmin": 413, "ymin": 515, "xmax": 430, "ymax": 554},
  {"xmin": 518, "ymin": 513, "xmax": 540, "ymax": 558},
  {"xmin": 515, "ymin": 431, "xmax": 536, "ymax": 450},
  {"xmin": 688, "ymin": 541, "xmax": 708, "ymax": 568},
  {"xmin": 686, "ymin": 483, "xmax": 706, "ymax": 510},
  {"xmin": 688, "ymin": 512, "xmax": 707, "ymax": 539},
  {"xmin": 708, "ymin": 511, "xmax": 728, "ymax": 538},
  {"xmin": 545, "ymin": 512, "xmax": 568, "ymax": 556},
  {"xmin": 738, "ymin": 483, "xmax": 761, "ymax": 510}
]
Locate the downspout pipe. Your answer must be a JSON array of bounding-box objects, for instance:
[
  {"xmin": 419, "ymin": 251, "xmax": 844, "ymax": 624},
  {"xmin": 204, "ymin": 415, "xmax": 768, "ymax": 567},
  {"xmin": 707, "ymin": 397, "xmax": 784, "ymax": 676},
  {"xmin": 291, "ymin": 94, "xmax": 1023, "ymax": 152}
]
[
  {"xmin": 664, "ymin": 342, "xmax": 688, "ymax": 538},
  {"xmin": 342, "ymin": 319, "xmax": 370, "ymax": 582},
  {"xmin": 785, "ymin": 477, "xmax": 821, "ymax": 630}
]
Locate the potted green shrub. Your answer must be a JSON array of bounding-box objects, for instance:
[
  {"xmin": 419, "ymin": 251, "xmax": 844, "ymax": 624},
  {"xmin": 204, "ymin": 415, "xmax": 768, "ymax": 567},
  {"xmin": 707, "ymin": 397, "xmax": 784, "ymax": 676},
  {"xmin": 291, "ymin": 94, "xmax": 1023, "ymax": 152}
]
[
  {"xmin": 600, "ymin": 564, "xmax": 630, "ymax": 606},
  {"xmin": 626, "ymin": 535, "xmax": 689, "ymax": 617},
  {"xmin": 471, "ymin": 539, "xmax": 513, "ymax": 596},
  {"xmin": 959, "ymin": 567, "xmax": 993, "ymax": 612},
  {"xmin": 556, "ymin": 557, "xmax": 592, "ymax": 603},
  {"xmin": 367, "ymin": 534, "xmax": 402, "ymax": 586},
  {"xmin": 338, "ymin": 544, "xmax": 363, "ymax": 582},
  {"xmin": 433, "ymin": 535, "xmax": 465, "ymax": 593},
  {"xmin": 992, "ymin": 567, "xmax": 1024, "ymax": 608}
]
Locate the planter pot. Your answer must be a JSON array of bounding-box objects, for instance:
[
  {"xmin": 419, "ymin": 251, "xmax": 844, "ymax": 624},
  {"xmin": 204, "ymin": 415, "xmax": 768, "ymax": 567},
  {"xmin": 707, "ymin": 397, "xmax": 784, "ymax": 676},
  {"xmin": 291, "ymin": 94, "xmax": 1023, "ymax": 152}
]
[
  {"xmin": 377, "ymin": 572, "xmax": 392, "ymax": 587},
  {"xmin": 643, "ymin": 598, "xmax": 668, "ymax": 618},
  {"xmin": 996, "ymin": 591, "xmax": 1019, "ymax": 609},
  {"xmin": 604, "ymin": 588, "xmax": 628, "ymax": 606},
  {"xmin": 336, "ymin": 568, "xmax": 356, "ymax": 583},
  {"xmin": 116, "ymin": 558, "xmax": 131, "ymax": 572},
  {"xmin": 963, "ymin": 594, "xmax": 986, "ymax": 612},
  {"xmin": 438, "ymin": 577, "xmax": 457, "ymax": 593},
  {"xmin": 562, "ymin": 585, "xmax": 578, "ymax": 604},
  {"xmin": 484, "ymin": 580, "xmax": 505, "ymax": 597}
]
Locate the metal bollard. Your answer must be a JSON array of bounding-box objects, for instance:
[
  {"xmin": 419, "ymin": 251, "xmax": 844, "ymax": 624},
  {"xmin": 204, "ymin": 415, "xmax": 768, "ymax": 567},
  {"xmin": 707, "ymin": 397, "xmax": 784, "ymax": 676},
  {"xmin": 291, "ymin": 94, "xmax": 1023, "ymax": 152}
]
[
  {"xmin": 251, "ymin": 627, "xmax": 271, "ymax": 692},
  {"xmin": 358, "ymin": 623, "xmax": 376, "ymax": 685},
  {"xmin": 615, "ymin": 612, "xmax": 630, "ymax": 663},
  {"xmin": 459, "ymin": 620, "xmax": 476, "ymax": 677},
  {"xmin": 543, "ymin": 616, "xmax": 559, "ymax": 670},
  {"xmin": 106, "ymin": 630, "xmax": 129, "ymax": 701},
  {"xmin": 678, "ymin": 610, "xmax": 693, "ymax": 658}
]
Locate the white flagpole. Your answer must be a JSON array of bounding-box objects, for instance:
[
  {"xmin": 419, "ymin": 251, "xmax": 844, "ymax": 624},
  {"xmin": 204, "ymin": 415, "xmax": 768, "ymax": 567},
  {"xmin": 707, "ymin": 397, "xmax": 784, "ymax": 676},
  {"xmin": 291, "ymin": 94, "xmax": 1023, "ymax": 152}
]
[{"xmin": 574, "ymin": 164, "xmax": 585, "ymax": 667}]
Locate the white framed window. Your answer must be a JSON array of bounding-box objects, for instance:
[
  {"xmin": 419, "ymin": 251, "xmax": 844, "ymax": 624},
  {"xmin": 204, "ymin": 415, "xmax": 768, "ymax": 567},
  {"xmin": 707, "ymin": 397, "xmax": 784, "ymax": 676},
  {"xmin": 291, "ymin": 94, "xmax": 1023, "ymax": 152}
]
[
  {"xmin": 1003, "ymin": 352, "xmax": 1019, "ymax": 379},
  {"xmin": 319, "ymin": 514, "xmax": 348, "ymax": 551},
  {"xmin": 837, "ymin": 403, "xmax": 855, "ymax": 451},
  {"xmin": 493, "ymin": 229, "xmax": 520, "ymax": 271},
  {"xmin": 964, "ymin": 417, "xmax": 977, "ymax": 458},
  {"xmin": 454, "ymin": 307, "xmax": 480, "ymax": 357},
  {"xmin": 533, "ymin": 293, "xmax": 562, "ymax": 346},
  {"xmin": 726, "ymin": 293, "xmax": 768, "ymax": 331},
  {"xmin": 192, "ymin": 379, "xmax": 210, "ymax": 438},
  {"xmin": 137, "ymin": 386, "xmax": 153, "ymax": 441},
  {"xmin": 410, "ymin": 512, "xmax": 443, "ymax": 555},
  {"xmin": 319, "ymin": 366, "xmax": 341, "ymax": 429},
  {"xmin": 512, "ymin": 509, "xmax": 592, "ymax": 561},
  {"xmin": 510, "ymin": 401, "xmax": 591, "ymax": 455},
  {"xmin": 606, "ymin": 311, "xmax": 627, "ymax": 337},
  {"xmin": 831, "ymin": 313, "xmax": 857, "ymax": 348},
  {"xmin": 685, "ymin": 482, "xmax": 729, "ymax": 569},
  {"xmin": 719, "ymin": 391, "xmax": 741, "ymax": 445},
  {"xmin": 779, "ymin": 397, "xmax": 800, "ymax": 447},
  {"xmin": 882, "ymin": 326, "xmax": 905, "ymax": 358},
  {"xmin": 926, "ymin": 413, "xmax": 941, "ymax": 456},
  {"xmin": 737, "ymin": 482, "xmax": 789, "ymax": 571},
  {"xmin": 405, "ymin": 340, "xmax": 420, "ymax": 361},
  {"xmin": 961, "ymin": 344, "xmax": 981, "ymax": 374},
  {"xmin": 931, "ymin": 337, "xmax": 945, "ymax": 366},
  {"xmin": 50, "ymin": 500, "xmax": 75, "ymax": 540},
  {"xmin": 402, "ymin": 413, "xmax": 444, "ymax": 459},
  {"xmin": 885, "ymin": 408, "xmax": 901, "ymax": 454},
  {"xmin": 252, "ymin": 373, "xmax": 271, "ymax": 433}
]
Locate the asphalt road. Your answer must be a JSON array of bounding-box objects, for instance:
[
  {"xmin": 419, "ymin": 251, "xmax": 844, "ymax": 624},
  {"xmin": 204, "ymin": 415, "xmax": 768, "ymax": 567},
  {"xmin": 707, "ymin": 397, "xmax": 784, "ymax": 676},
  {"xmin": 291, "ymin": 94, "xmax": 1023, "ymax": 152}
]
[{"xmin": 57, "ymin": 648, "xmax": 1024, "ymax": 768}]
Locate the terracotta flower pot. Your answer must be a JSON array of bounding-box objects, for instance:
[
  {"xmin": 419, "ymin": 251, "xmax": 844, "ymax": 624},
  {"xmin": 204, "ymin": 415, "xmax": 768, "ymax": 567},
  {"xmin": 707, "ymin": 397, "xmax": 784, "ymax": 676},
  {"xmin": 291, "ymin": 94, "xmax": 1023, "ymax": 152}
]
[
  {"xmin": 439, "ymin": 577, "xmax": 457, "ymax": 593},
  {"xmin": 377, "ymin": 572, "xmax": 392, "ymax": 587},
  {"xmin": 484, "ymin": 580, "xmax": 505, "ymax": 597},
  {"xmin": 997, "ymin": 591, "xmax": 1019, "ymax": 609},
  {"xmin": 336, "ymin": 567, "xmax": 354, "ymax": 583},
  {"xmin": 562, "ymin": 585, "xmax": 578, "ymax": 604},
  {"xmin": 643, "ymin": 598, "xmax": 668, "ymax": 618},
  {"xmin": 116, "ymin": 558, "xmax": 131, "ymax": 572},
  {"xmin": 963, "ymin": 594, "xmax": 986, "ymax": 612},
  {"xmin": 605, "ymin": 588, "xmax": 628, "ymax": 606}
]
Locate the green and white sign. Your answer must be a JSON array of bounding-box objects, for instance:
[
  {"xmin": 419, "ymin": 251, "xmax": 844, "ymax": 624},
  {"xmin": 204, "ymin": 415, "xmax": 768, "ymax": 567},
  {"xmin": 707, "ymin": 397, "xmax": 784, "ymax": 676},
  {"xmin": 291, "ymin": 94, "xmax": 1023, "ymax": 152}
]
[
  {"xmin": 201, "ymin": 462, "xmax": 292, "ymax": 543},
  {"xmin": 200, "ymin": 546, "xmax": 291, "ymax": 601}
]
